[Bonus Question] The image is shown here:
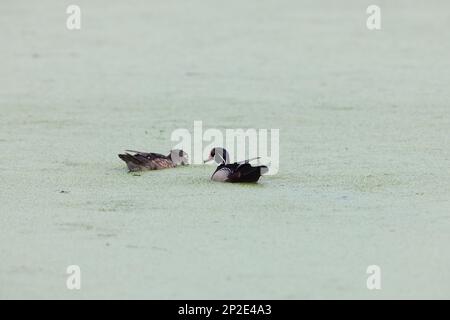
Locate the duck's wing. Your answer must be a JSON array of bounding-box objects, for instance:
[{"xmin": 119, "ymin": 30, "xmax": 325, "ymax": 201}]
[
  {"xmin": 228, "ymin": 163, "xmax": 268, "ymax": 182},
  {"xmin": 131, "ymin": 152, "xmax": 175, "ymax": 169},
  {"xmin": 233, "ymin": 157, "xmax": 263, "ymax": 172},
  {"xmin": 119, "ymin": 152, "xmax": 175, "ymax": 170},
  {"xmin": 125, "ymin": 150, "xmax": 167, "ymax": 160}
]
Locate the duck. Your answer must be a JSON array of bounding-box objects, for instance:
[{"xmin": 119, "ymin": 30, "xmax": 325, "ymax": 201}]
[
  {"xmin": 118, "ymin": 149, "xmax": 188, "ymax": 172},
  {"xmin": 204, "ymin": 147, "xmax": 268, "ymax": 183}
]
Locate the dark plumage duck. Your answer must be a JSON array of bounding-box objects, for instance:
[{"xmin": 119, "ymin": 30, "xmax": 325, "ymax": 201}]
[
  {"xmin": 118, "ymin": 149, "xmax": 188, "ymax": 172},
  {"xmin": 204, "ymin": 147, "xmax": 268, "ymax": 183}
]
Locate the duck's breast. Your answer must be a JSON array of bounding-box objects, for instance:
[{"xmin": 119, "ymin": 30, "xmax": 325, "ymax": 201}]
[{"xmin": 211, "ymin": 167, "xmax": 232, "ymax": 182}]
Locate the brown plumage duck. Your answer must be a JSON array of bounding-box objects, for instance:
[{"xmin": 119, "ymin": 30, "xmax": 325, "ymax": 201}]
[{"xmin": 118, "ymin": 149, "xmax": 188, "ymax": 172}]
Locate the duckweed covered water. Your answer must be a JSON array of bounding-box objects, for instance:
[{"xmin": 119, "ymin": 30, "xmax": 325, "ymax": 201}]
[{"xmin": 1, "ymin": 0, "xmax": 449, "ymax": 299}]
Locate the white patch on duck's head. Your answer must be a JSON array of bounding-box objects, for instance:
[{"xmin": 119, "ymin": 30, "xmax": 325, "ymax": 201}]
[
  {"xmin": 169, "ymin": 149, "xmax": 189, "ymax": 165},
  {"xmin": 207, "ymin": 147, "xmax": 230, "ymax": 165}
]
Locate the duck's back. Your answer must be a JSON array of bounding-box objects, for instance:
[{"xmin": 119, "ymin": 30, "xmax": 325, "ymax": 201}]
[
  {"xmin": 229, "ymin": 163, "xmax": 266, "ymax": 183},
  {"xmin": 118, "ymin": 151, "xmax": 174, "ymax": 171}
]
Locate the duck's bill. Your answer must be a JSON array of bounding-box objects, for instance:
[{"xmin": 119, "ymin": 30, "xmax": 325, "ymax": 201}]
[{"xmin": 203, "ymin": 156, "xmax": 213, "ymax": 163}]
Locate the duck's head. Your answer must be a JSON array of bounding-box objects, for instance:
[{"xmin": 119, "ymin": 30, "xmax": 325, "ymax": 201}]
[
  {"xmin": 169, "ymin": 149, "xmax": 189, "ymax": 166},
  {"xmin": 204, "ymin": 147, "xmax": 229, "ymax": 165}
]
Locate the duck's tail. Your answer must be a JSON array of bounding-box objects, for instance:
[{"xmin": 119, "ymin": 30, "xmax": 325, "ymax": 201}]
[
  {"xmin": 260, "ymin": 165, "xmax": 269, "ymax": 175},
  {"xmin": 118, "ymin": 153, "xmax": 144, "ymax": 172},
  {"xmin": 118, "ymin": 153, "xmax": 139, "ymax": 163}
]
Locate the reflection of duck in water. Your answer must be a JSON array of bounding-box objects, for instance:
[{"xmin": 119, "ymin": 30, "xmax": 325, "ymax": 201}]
[
  {"xmin": 204, "ymin": 147, "xmax": 268, "ymax": 183},
  {"xmin": 118, "ymin": 149, "xmax": 188, "ymax": 172}
]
